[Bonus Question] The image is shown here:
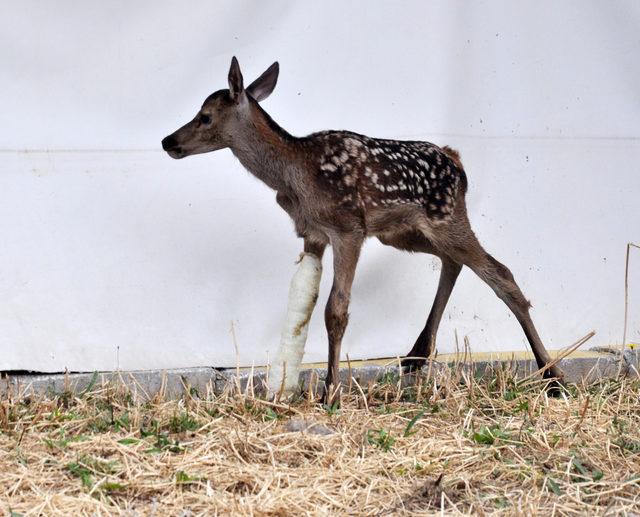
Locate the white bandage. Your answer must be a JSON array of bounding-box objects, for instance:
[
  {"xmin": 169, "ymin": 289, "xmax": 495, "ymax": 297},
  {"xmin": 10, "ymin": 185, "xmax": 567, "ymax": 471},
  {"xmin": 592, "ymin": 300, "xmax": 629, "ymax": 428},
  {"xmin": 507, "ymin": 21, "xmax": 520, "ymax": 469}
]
[{"xmin": 268, "ymin": 253, "xmax": 322, "ymax": 396}]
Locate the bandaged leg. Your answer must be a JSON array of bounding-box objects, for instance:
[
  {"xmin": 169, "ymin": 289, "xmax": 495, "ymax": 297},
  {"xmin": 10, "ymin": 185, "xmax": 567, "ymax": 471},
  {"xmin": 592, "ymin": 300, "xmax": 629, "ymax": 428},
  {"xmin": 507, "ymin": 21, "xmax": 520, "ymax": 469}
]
[{"xmin": 268, "ymin": 253, "xmax": 322, "ymax": 396}]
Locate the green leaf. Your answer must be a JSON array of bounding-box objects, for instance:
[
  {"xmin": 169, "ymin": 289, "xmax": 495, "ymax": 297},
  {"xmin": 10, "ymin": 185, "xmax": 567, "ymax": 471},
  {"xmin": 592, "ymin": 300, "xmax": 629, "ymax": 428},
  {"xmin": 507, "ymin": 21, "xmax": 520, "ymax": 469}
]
[
  {"xmin": 80, "ymin": 371, "xmax": 99, "ymax": 397},
  {"xmin": 117, "ymin": 438, "xmax": 139, "ymax": 445},
  {"xmin": 403, "ymin": 409, "xmax": 425, "ymax": 437},
  {"xmin": 503, "ymin": 389, "xmax": 518, "ymax": 401},
  {"xmin": 169, "ymin": 413, "xmax": 200, "ymax": 434},
  {"xmin": 102, "ymin": 482, "xmax": 126, "ymax": 492},
  {"xmin": 67, "ymin": 462, "xmax": 93, "ymax": 489},
  {"xmin": 547, "ymin": 477, "xmax": 562, "ymax": 495},
  {"xmin": 367, "ymin": 429, "xmax": 396, "ymax": 452},
  {"xmin": 571, "ymin": 457, "xmax": 589, "ymax": 477},
  {"xmin": 175, "ymin": 470, "xmax": 191, "ymax": 484},
  {"xmin": 323, "ymin": 400, "xmax": 340, "ymax": 416},
  {"xmin": 471, "ymin": 425, "xmax": 512, "ymax": 445},
  {"xmin": 264, "ymin": 408, "xmax": 278, "ymax": 421},
  {"xmin": 613, "ymin": 438, "xmax": 640, "ymax": 453},
  {"xmin": 472, "ymin": 426, "xmax": 496, "ymax": 445},
  {"xmin": 495, "ymin": 498, "xmax": 509, "ymax": 509},
  {"xmin": 175, "ymin": 470, "xmax": 203, "ymax": 485}
]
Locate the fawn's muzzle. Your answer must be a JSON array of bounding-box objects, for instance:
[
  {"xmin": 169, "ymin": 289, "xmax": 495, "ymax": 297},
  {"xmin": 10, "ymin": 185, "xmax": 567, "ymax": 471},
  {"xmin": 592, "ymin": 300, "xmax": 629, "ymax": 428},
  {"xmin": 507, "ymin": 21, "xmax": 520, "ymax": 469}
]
[
  {"xmin": 161, "ymin": 135, "xmax": 176, "ymax": 150},
  {"xmin": 161, "ymin": 135, "xmax": 184, "ymax": 158}
]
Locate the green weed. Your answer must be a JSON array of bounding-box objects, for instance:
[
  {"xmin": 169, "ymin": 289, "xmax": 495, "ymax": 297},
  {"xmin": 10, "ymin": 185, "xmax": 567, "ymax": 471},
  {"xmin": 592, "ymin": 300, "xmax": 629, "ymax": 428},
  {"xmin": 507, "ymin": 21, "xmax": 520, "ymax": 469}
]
[{"xmin": 367, "ymin": 429, "xmax": 396, "ymax": 452}]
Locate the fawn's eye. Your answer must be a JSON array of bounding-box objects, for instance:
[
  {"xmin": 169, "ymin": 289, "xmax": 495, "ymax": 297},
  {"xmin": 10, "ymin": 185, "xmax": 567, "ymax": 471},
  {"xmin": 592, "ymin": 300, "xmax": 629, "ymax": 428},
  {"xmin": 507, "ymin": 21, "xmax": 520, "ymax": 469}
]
[{"xmin": 199, "ymin": 114, "xmax": 211, "ymax": 125}]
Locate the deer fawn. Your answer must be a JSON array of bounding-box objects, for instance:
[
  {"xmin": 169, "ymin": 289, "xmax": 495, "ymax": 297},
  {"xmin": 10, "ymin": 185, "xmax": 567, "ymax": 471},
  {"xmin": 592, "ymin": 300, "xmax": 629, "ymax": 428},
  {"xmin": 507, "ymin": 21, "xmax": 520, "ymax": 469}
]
[{"xmin": 162, "ymin": 57, "xmax": 564, "ymax": 401}]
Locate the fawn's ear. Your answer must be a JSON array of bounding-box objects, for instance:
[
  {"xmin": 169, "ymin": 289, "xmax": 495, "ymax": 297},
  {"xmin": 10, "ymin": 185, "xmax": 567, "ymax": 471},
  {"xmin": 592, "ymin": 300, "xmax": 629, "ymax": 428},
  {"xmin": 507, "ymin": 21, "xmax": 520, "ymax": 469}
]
[
  {"xmin": 246, "ymin": 62, "xmax": 279, "ymax": 102},
  {"xmin": 228, "ymin": 56, "xmax": 244, "ymax": 102}
]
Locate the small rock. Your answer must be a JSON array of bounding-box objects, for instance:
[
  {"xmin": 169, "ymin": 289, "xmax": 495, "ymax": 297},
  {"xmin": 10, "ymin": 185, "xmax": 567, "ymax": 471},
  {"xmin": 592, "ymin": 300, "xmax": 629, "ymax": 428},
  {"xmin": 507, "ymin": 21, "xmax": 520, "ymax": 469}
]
[{"xmin": 284, "ymin": 418, "xmax": 334, "ymax": 436}]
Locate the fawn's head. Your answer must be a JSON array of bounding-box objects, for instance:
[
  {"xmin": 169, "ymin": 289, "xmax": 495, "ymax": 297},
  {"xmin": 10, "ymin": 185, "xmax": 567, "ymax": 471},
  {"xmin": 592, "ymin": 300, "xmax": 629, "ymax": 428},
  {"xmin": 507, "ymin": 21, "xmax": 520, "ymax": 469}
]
[{"xmin": 162, "ymin": 57, "xmax": 279, "ymax": 159}]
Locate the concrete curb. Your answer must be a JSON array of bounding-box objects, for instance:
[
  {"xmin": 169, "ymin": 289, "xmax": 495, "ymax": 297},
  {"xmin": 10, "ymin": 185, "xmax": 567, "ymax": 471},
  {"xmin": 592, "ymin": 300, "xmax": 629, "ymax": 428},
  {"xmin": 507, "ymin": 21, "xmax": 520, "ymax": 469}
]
[{"xmin": 1, "ymin": 349, "xmax": 637, "ymax": 400}]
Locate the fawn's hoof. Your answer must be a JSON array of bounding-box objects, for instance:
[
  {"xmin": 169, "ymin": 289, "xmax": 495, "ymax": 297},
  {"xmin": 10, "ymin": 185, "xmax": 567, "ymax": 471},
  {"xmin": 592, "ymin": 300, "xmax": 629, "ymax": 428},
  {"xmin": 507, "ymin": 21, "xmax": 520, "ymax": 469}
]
[
  {"xmin": 543, "ymin": 371, "xmax": 566, "ymax": 397},
  {"xmin": 545, "ymin": 380, "xmax": 565, "ymax": 397},
  {"xmin": 400, "ymin": 356, "xmax": 427, "ymax": 373},
  {"xmin": 320, "ymin": 383, "xmax": 341, "ymax": 407}
]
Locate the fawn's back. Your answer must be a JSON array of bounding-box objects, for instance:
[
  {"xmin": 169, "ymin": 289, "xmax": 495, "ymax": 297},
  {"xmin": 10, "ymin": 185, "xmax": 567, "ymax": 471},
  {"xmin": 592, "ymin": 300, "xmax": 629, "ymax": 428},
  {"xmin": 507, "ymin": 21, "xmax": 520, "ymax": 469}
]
[{"xmin": 301, "ymin": 130, "xmax": 468, "ymax": 222}]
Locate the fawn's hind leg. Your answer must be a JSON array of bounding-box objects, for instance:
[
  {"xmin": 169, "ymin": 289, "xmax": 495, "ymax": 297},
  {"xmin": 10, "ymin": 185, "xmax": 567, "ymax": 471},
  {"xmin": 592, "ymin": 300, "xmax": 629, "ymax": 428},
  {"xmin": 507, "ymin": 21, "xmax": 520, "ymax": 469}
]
[
  {"xmin": 444, "ymin": 232, "xmax": 564, "ymax": 382},
  {"xmin": 377, "ymin": 231, "xmax": 461, "ymax": 371},
  {"xmin": 402, "ymin": 257, "xmax": 462, "ymax": 371}
]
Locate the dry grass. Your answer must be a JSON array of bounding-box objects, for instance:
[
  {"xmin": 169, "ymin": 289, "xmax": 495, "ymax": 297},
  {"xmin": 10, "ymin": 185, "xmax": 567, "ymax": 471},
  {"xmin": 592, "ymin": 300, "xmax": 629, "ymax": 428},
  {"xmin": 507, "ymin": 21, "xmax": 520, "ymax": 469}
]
[{"xmin": 1, "ymin": 366, "xmax": 639, "ymax": 516}]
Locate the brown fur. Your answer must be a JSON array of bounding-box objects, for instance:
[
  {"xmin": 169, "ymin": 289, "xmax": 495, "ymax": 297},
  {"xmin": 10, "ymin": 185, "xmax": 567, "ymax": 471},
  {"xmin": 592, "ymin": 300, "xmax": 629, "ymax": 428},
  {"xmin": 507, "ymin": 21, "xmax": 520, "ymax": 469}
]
[{"xmin": 441, "ymin": 145, "xmax": 464, "ymax": 170}]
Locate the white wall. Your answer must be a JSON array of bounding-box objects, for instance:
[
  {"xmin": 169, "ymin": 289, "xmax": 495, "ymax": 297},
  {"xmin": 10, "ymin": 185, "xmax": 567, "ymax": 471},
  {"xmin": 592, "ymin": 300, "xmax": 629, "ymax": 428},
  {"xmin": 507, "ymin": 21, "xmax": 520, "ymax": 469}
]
[{"xmin": 1, "ymin": 1, "xmax": 639, "ymax": 372}]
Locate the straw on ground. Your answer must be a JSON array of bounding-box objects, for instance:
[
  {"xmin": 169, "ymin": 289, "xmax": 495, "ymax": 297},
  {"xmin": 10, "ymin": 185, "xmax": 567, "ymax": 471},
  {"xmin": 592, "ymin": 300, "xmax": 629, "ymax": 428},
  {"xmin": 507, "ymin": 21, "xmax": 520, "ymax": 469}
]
[{"xmin": 1, "ymin": 367, "xmax": 639, "ymax": 516}]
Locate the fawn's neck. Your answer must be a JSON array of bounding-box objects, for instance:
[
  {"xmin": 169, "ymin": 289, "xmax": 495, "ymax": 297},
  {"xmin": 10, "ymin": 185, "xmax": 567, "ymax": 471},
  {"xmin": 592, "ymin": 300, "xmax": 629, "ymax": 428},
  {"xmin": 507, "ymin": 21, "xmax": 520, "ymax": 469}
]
[{"xmin": 230, "ymin": 102, "xmax": 304, "ymax": 193}]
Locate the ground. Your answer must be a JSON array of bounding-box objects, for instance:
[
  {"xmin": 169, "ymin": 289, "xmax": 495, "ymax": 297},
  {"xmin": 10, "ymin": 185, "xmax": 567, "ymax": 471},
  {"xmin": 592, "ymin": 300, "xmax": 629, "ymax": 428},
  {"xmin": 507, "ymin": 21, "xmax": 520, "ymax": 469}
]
[{"xmin": 1, "ymin": 367, "xmax": 639, "ymax": 516}]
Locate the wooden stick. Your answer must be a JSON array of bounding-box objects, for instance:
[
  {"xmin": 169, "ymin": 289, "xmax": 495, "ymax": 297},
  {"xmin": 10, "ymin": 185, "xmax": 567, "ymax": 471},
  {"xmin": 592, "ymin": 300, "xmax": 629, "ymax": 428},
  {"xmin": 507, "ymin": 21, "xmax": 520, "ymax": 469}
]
[
  {"xmin": 519, "ymin": 330, "xmax": 596, "ymax": 385},
  {"xmin": 621, "ymin": 243, "xmax": 640, "ymax": 375}
]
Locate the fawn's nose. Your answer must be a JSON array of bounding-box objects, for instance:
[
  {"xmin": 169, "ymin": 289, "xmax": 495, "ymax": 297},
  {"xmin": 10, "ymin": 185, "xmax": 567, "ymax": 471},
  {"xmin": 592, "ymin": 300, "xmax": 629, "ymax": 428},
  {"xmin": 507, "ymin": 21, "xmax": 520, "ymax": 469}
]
[{"xmin": 162, "ymin": 135, "xmax": 177, "ymax": 151}]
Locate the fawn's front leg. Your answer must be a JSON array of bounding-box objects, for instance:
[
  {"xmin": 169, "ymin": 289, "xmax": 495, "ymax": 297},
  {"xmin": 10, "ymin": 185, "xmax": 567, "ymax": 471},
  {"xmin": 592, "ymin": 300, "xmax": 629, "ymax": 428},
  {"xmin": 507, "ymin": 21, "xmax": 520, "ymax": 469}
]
[
  {"xmin": 323, "ymin": 233, "xmax": 363, "ymax": 404},
  {"xmin": 267, "ymin": 238, "xmax": 326, "ymax": 397}
]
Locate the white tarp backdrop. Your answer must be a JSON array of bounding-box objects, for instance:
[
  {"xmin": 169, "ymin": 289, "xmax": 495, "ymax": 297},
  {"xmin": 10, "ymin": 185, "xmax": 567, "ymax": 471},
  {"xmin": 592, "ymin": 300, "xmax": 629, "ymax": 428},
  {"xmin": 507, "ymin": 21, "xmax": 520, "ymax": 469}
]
[{"xmin": 1, "ymin": 1, "xmax": 639, "ymax": 372}]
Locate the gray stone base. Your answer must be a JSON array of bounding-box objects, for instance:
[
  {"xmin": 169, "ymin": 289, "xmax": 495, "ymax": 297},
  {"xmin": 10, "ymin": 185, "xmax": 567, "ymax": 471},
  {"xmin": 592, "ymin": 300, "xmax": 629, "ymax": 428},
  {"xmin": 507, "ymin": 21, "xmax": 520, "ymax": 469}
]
[{"xmin": 1, "ymin": 349, "xmax": 637, "ymax": 400}]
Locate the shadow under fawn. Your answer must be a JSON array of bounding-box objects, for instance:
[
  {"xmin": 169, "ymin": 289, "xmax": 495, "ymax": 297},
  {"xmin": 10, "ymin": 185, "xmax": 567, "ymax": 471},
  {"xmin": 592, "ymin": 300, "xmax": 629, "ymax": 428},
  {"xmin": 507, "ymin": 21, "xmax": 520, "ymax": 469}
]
[{"xmin": 162, "ymin": 57, "xmax": 565, "ymax": 402}]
